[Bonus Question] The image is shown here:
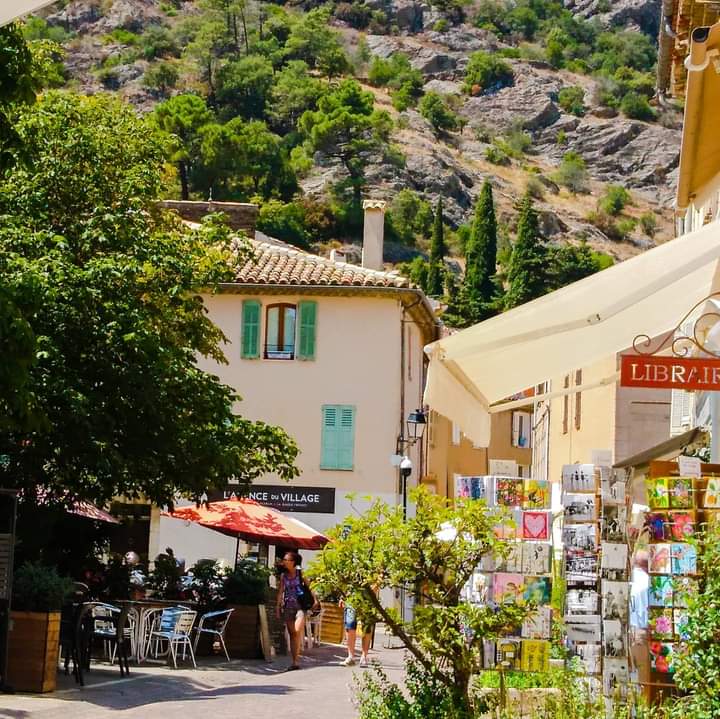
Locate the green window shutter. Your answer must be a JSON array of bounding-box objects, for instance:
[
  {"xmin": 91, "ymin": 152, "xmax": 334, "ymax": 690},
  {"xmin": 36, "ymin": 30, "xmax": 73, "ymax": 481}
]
[
  {"xmin": 321, "ymin": 405, "xmax": 355, "ymax": 470},
  {"xmin": 297, "ymin": 300, "xmax": 317, "ymax": 361},
  {"xmin": 241, "ymin": 300, "xmax": 261, "ymax": 359}
]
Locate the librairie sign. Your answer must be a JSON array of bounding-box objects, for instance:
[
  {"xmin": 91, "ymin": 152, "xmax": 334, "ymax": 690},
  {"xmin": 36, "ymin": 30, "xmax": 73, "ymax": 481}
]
[
  {"xmin": 620, "ymin": 354, "xmax": 720, "ymax": 391},
  {"xmin": 210, "ymin": 485, "xmax": 335, "ymax": 514}
]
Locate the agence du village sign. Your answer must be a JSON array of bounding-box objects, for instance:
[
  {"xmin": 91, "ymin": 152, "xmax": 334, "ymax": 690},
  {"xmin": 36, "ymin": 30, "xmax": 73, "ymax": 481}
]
[{"xmin": 620, "ymin": 295, "xmax": 720, "ymax": 391}]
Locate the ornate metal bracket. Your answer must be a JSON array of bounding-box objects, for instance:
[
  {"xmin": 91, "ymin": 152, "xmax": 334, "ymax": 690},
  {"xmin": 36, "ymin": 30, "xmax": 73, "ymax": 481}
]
[{"xmin": 632, "ymin": 292, "xmax": 720, "ymax": 359}]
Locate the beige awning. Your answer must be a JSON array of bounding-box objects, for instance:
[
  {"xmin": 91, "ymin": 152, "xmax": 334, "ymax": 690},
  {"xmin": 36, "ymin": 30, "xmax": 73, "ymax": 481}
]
[
  {"xmin": 1, "ymin": 1, "xmax": 57, "ymax": 26},
  {"xmin": 424, "ymin": 219, "xmax": 720, "ymax": 447}
]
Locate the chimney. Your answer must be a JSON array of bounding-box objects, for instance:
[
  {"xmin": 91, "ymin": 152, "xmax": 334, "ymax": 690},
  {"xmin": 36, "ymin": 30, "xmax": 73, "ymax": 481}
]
[
  {"xmin": 362, "ymin": 199, "xmax": 386, "ymax": 271},
  {"xmin": 158, "ymin": 200, "xmax": 258, "ymax": 236}
]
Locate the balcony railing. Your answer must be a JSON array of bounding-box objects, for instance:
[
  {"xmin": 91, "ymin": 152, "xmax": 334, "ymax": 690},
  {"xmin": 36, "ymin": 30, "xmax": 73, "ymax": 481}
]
[{"xmin": 264, "ymin": 343, "xmax": 295, "ymax": 360}]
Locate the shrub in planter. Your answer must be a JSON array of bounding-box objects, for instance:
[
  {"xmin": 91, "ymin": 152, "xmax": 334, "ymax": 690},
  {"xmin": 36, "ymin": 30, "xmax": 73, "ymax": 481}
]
[
  {"xmin": 12, "ymin": 562, "xmax": 73, "ymax": 612},
  {"xmin": 147, "ymin": 547, "xmax": 183, "ymax": 599}
]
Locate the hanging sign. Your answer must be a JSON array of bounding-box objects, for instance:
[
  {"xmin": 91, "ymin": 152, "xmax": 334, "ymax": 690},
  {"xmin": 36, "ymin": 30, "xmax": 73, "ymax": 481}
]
[
  {"xmin": 209, "ymin": 485, "xmax": 336, "ymax": 513},
  {"xmin": 620, "ymin": 354, "xmax": 720, "ymax": 391}
]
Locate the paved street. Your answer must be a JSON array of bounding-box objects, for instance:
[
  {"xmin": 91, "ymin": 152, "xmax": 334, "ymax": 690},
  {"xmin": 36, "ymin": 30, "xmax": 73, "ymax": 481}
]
[{"xmin": 0, "ymin": 632, "xmax": 405, "ymax": 719}]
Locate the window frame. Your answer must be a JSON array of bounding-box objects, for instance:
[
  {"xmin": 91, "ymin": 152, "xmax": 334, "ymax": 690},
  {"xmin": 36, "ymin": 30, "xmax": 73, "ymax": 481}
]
[{"xmin": 264, "ymin": 302, "xmax": 297, "ymax": 360}]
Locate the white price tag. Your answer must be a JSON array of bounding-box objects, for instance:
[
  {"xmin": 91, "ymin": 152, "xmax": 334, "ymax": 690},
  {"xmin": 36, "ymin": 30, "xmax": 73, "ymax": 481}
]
[{"xmin": 678, "ymin": 455, "xmax": 701, "ymax": 478}]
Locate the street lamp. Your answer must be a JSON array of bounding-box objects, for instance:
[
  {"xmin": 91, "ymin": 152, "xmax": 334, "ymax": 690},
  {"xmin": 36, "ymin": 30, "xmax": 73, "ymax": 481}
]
[{"xmin": 405, "ymin": 409, "xmax": 427, "ymax": 445}]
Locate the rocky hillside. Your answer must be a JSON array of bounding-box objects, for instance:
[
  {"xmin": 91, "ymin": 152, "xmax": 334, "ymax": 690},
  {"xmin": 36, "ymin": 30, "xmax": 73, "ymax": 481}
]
[{"xmin": 36, "ymin": 0, "xmax": 679, "ymax": 262}]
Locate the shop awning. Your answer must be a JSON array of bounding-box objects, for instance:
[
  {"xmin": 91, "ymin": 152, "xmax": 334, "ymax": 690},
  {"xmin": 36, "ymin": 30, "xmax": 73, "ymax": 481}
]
[
  {"xmin": 424, "ymin": 219, "xmax": 720, "ymax": 446},
  {"xmin": 614, "ymin": 427, "xmax": 709, "ymax": 471},
  {"xmin": 0, "ymin": 1, "xmax": 57, "ymax": 26}
]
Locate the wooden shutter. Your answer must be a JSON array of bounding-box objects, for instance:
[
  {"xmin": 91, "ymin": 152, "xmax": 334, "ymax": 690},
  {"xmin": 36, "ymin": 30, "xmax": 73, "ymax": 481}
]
[
  {"xmin": 562, "ymin": 375, "xmax": 570, "ymax": 434},
  {"xmin": 241, "ymin": 300, "xmax": 261, "ymax": 359},
  {"xmin": 297, "ymin": 300, "xmax": 317, "ymax": 361},
  {"xmin": 574, "ymin": 369, "xmax": 583, "ymax": 431},
  {"xmin": 320, "ymin": 405, "xmax": 355, "ymax": 470}
]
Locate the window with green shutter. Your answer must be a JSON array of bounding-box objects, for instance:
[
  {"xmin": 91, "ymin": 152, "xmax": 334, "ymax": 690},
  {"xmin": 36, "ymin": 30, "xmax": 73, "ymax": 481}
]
[
  {"xmin": 241, "ymin": 300, "xmax": 261, "ymax": 359},
  {"xmin": 297, "ymin": 300, "xmax": 317, "ymax": 361},
  {"xmin": 320, "ymin": 404, "xmax": 355, "ymax": 470}
]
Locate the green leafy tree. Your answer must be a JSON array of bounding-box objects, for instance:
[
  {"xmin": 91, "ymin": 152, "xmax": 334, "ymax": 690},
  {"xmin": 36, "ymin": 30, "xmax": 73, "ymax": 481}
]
[
  {"xmin": 419, "ymin": 92, "xmax": 458, "ymax": 136},
  {"xmin": 154, "ymin": 93, "xmax": 214, "ymax": 200},
  {"xmin": 619, "ymin": 90, "xmax": 656, "ymax": 121},
  {"xmin": 553, "ymin": 151, "xmax": 589, "ymax": 194},
  {"xmin": 504, "ymin": 193, "xmax": 548, "ymax": 309},
  {"xmin": 284, "ymin": 9, "xmax": 349, "ymax": 77},
  {"xmin": 557, "ymin": 86, "xmax": 585, "ymax": 116},
  {"xmin": 268, "ymin": 60, "xmax": 324, "ymax": 133},
  {"xmin": 426, "ymin": 198, "xmax": 447, "ymax": 298},
  {"xmin": 549, "ymin": 241, "xmax": 606, "ymax": 289},
  {"xmin": 463, "ymin": 51, "xmax": 514, "ymax": 94},
  {"xmin": 310, "ymin": 488, "xmax": 531, "ymax": 716},
  {"xmin": 598, "ymin": 184, "xmax": 631, "ymax": 216},
  {"xmin": 216, "ymin": 54, "xmax": 274, "ymax": 120},
  {"xmin": 299, "ymin": 80, "xmax": 391, "ymax": 202},
  {"xmin": 0, "ymin": 92, "xmax": 299, "ymax": 506},
  {"xmin": 387, "ymin": 189, "xmax": 433, "ymax": 246},
  {"xmin": 143, "ymin": 60, "xmax": 180, "ymax": 97}
]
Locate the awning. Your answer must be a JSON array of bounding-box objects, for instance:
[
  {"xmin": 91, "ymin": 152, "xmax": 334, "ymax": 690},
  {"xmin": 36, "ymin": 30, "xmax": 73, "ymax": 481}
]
[
  {"xmin": 0, "ymin": 1, "xmax": 57, "ymax": 26},
  {"xmin": 71, "ymin": 501, "xmax": 120, "ymax": 524},
  {"xmin": 613, "ymin": 427, "xmax": 709, "ymax": 471},
  {"xmin": 424, "ymin": 219, "xmax": 720, "ymax": 446},
  {"xmin": 163, "ymin": 498, "xmax": 330, "ymax": 550}
]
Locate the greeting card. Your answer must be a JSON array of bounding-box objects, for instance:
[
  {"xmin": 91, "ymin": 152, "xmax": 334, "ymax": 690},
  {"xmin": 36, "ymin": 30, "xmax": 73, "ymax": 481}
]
[
  {"xmin": 649, "ymin": 575, "xmax": 673, "ymax": 607},
  {"xmin": 496, "ymin": 477, "xmax": 522, "ymax": 506},
  {"xmin": 520, "ymin": 639, "xmax": 550, "ymax": 673},
  {"xmin": 649, "ymin": 608, "xmax": 673, "ymax": 640},
  {"xmin": 523, "ymin": 576, "xmax": 552, "ymax": 605},
  {"xmin": 493, "ymin": 572, "xmax": 523, "ymax": 603},
  {"xmin": 649, "ymin": 544, "xmax": 672, "ymax": 574},
  {"xmin": 565, "ymin": 550, "xmax": 599, "ymax": 581},
  {"xmin": 564, "ymin": 494, "xmax": 597, "ymax": 522},
  {"xmin": 567, "ymin": 587, "xmax": 599, "ymax": 614},
  {"xmin": 454, "ymin": 475, "xmax": 471, "ymax": 499},
  {"xmin": 576, "ymin": 643, "xmax": 601, "ymax": 674},
  {"xmin": 603, "ymin": 619, "xmax": 626, "ymax": 657},
  {"xmin": 646, "ymin": 477, "xmax": 670, "ymax": 509},
  {"xmin": 602, "ymin": 506, "xmax": 627, "ymax": 542},
  {"xmin": 493, "ymin": 509, "xmax": 521, "ymax": 540},
  {"xmin": 522, "ymin": 511, "xmax": 550, "ymax": 540},
  {"xmin": 497, "ymin": 543, "xmax": 522, "ymax": 573},
  {"xmin": 672, "ymin": 576, "xmax": 698, "ymax": 607},
  {"xmin": 482, "ymin": 639, "xmax": 496, "ymax": 668},
  {"xmin": 523, "ymin": 479, "xmax": 550, "ymax": 509},
  {"xmin": 522, "ymin": 542, "xmax": 552, "ymax": 575},
  {"xmin": 673, "ymin": 609, "xmax": 689, "ymax": 640},
  {"xmin": 601, "ymin": 472, "xmax": 627, "ymax": 506},
  {"xmin": 601, "ymin": 542, "xmax": 628, "ymax": 570},
  {"xmin": 603, "ymin": 658, "xmax": 629, "ymax": 697},
  {"xmin": 496, "ymin": 638, "xmax": 521, "ymax": 669},
  {"xmin": 563, "ymin": 523, "xmax": 597, "ymax": 551},
  {"xmin": 671, "ymin": 543, "xmax": 697, "ymax": 575},
  {"xmin": 647, "ymin": 512, "xmax": 668, "ymax": 541},
  {"xmin": 649, "ymin": 641, "xmax": 676, "ymax": 674},
  {"xmin": 669, "ymin": 477, "xmax": 694, "ymax": 509},
  {"xmin": 565, "ymin": 615, "xmax": 601, "ymax": 642},
  {"xmin": 601, "ymin": 581, "xmax": 629, "ymax": 621},
  {"xmin": 703, "ymin": 476, "xmax": 720, "ymax": 508},
  {"xmin": 669, "ymin": 511, "xmax": 695, "ymax": 541},
  {"xmin": 470, "ymin": 476, "xmax": 488, "ymax": 501},
  {"xmin": 562, "ymin": 464, "xmax": 597, "ymax": 493},
  {"xmin": 522, "ymin": 606, "xmax": 552, "ymax": 639}
]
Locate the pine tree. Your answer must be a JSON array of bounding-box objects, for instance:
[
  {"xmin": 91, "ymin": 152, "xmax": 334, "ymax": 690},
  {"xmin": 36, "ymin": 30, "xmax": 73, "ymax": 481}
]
[
  {"xmin": 426, "ymin": 197, "xmax": 446, "ymax": 297},
  {"xmin": 504, "ymin": 193, "xmax": 548, "ymax": 309}
]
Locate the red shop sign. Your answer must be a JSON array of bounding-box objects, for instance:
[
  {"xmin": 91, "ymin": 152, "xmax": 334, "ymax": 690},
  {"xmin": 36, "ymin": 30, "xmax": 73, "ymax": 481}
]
[{"xmin": 620, "ymin": 354, "xmax": 720, "ymax": 391}]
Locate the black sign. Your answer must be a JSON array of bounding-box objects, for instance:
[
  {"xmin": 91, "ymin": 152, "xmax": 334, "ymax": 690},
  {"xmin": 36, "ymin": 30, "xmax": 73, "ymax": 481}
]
[{"xmin": 211, "ymin": 485, "xmax": 336, "ymax": 514}]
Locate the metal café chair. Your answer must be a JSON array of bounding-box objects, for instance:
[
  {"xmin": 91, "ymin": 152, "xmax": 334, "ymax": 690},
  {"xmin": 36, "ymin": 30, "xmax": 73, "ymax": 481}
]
[
  {"xmin": 192, "ymin": 608, "xmax": 234, "ymax": 661},
  {"xmin": 148, "ymin": 608, "xmax": 198, "ymax": 668}
]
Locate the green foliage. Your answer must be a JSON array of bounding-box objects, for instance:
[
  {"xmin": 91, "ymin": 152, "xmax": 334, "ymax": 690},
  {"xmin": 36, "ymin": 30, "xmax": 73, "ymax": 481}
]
[
  {"xmin": 139, "ymin": 24, "xmax": 179, "ymax": 60},
  {"xmin": 598, "ymin": 184, "xmax": 631, "ymax": 216},
  {"xmin": 419, "ymin": 91, "xmax": 458, "ymax": 136},
  {"xmin": 311, "ymin": 488, "xmax": 531, "ymax": 715},
  {"xmin": 334, "ymin": 2, "xmax": 372, "ymax": 29},
  {"xmin": 426, "ymin": 198, "xmax": 447, "ymax": 297},
  {"xmin": 553, "ymin": 151, "xmax": 589, "ymax": 194},
  {"xmin": 504, "ymin": 193, "xmax": 548, "ymax": 309},
  {"xmin": 368, "ymin": 53, "xmax": 424, "ymax": 111},
  {"xmin": 284, "ymin": 9, "xmax": 349, "ymax": 77},
  {"xmin": 463, "ymin": 50, "xmax": 514, "ymax": 94},
  {"xmin": 639, "ymin": 211, "xmax": 658, "ymax": 238},
  {"xmin": 549, "ymin": 241, "xmax": 606, "ymax": 288},
  {"xmin": 0, "ymin": 92, "xmax": 299, "ymax": 506},
  {"xmin": 558, "ymin": 86, "xmax": 585, "ymax": 116},
  {"xmin": 268, "ymin": 60, "xmax": 324, "ymax": 132},
  {"xmin": 257, "ymin": 199, "xmax": 311, "ymax": 248},
  {"xmin": 399, "ymin": 255, "xmax": 431, "ymax": 292},
  {"xmin": 22, "ymin": 16, "xmax": 74, "ymax": 44},
  {"xmin": 216, "ymin": 54, "xmax": 275, "ymax": 120},
  {"xmin": 485, "ymin": 143, "xmax": 510, "ymax": 166},
  {"xmin": 387, "ymin": 189, "xmax": 434, "ymax": 245},
  {"xmin": 189, "ymin": 559, "xmax": 224, "ymax": 611},
  {"xmin": 620, "ymin": 91, "xmax": 656, "ymax": 121},
  {"xmin": 525, "ymin": 174, "xmax": 545, "ymax": 200},
  {"xmin": 148, "ymin": 548, "xmax": 184, "ymax": 599},
  {"xmin": 12, "ymin": 562, "xmax": 73, "ymax": 612},
  {"xmin": 222, "ymin": 559, "xmax": 270, "ymax": 605},
  {"xmin": 104, "ymin": 28, "xmax": 140, "ymax": 46},
  {"xmin": 143, "ymin": 60, "xmax": 180, "ymax": 96}
]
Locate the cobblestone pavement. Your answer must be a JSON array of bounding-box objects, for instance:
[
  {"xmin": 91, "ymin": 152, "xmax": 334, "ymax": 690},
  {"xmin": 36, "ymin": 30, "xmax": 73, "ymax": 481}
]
[{"xmin": 0, "ymin": 631, "xmax": 406, "ymax": 719}]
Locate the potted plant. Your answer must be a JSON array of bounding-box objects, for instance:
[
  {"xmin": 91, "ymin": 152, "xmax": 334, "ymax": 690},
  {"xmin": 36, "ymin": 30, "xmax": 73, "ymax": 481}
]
[
  {"xmin": 221, "ymin": 559, "xmax": 270, "ymax": 659},
  {"xmin": 7, "ymin": 562, "xmax": 73, "ymax": 692},
  {"xmin": 187, "ymin": 559, "xmax": 224, "ymax": 656},
  {"xmin": 146, "ymin": 547, "xmax": 183, "ymax": 599}
]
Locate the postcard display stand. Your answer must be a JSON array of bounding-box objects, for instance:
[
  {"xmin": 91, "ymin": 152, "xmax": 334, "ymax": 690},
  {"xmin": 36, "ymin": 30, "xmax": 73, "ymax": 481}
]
[
  {"xmin": 456, "ymin": 475, "xmax": 554, "ymax": 674},
  {"xmin": 643, "ymin": 459, "xmax": 720, "ymax": 699},
  {"xmin": 562, "ymin": 463, "xmax": 631, "ymax": 703}
]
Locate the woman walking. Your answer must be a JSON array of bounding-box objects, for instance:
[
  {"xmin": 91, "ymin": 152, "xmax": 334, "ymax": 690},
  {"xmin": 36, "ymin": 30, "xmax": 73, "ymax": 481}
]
[{"xmin": 276, "ymin": 551, "xmax": 317, "ymax": 670}]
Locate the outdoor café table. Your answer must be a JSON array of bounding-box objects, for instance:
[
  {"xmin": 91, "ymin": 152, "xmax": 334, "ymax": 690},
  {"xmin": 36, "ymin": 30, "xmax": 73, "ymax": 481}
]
[{"xmin": 114, "ymin": 598, "xmax": 197, "ymax": 664}]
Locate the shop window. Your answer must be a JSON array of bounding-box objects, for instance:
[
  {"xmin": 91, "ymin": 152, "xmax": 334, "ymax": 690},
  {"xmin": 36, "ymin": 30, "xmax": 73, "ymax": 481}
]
[{"xmin": 512, "ymin": 411, "xmax": 531, "ymax": 448}]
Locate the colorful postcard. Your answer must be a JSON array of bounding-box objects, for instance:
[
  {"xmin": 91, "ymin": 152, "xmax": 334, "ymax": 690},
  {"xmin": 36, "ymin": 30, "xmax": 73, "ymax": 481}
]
[
  {"xmin": 522, "ymin": 511, "xmax": 550, "ymax": 541},
  {"xmin": 493, "ymin": 509, "xmax": 521, "ymax": 540},
  {"xmin": 649, "ymin": 575, "xmax": 673, "ymax": 607},
  {"xmin": 602, "ymin": 506, "xmax": 627, "ymax": 542},
  {"xmin": 523, "ymin": 576, "xmax": 552, "ymax": 605},
  {"xmin": 672, "ymin": 576, "xmax": 698, "ymax": 608},
  {"xmin": 564, "ymin": 494, "xmax": 597, "ymax": 522},
  {"xmin": 454, "ymin": 475, "xmax": 471, "ymax": 499},
  {"xmin": 601, "ymin": 581, "xmax": 629, "ymax": 621},
  {"xmin": 470, "ymin": 476, "xmax": 488, "ymax": 501},
  {"xmin": 703, "ymin": 476, "xmax": 720, "ymax": 508},
  {"xmin": 493, "ymin": 572, "xmax": 523, "ymax": 604},
  {"xmin": 603, "ymin": 658, "xmax": 629, "ymax": 697},
  {"xmin": 520, "ymin": 639, "xmax": 551, "ymax": 673},
  {"xmin": 497, "ymin": 638, "xmax": 521, "ymax": 669},
  {"xmin": 673, "ymin": 609, "xmax": 690, "ymax": 640},
  {"xmin": 567, "ymin": 587, "xmax": 599, "ymax": 614},
  {"xmin": 562, "ymin": 464, "xmax": 597, "ymax": 493},
  {"xmin": 565, "ymin": 550, "xmax": 599, "ymax": 582},
  {"xmin": 497, "ymin": 543, "xmax": 522, "ymax": 573},
  {"xmin": 522, "ymin": 606, "xmax": 552, "ymax": 639},
  {"xmin": 669, "ymin": 511, "xmax": 695, "ymax": 541},
  {"xmin": 522, "ymin": 542, "xmax": 552, "ymax": 575},
  {"xmin": 649, "ymin": 544, "xmax": 672, "ymax": 574},
  {"xmin": 523, "ymin": 479, "xmax": 550, "ymax": 509},
  {"xmin": 563, "ymin": 523, "xmax": 597, "ymax": 551},
  {"xmin": 649, "ymin": 608, "xmax": 674, "ymax": 640},
  {"xmin": 646, "ymin": 477, "xmax": 671, "ymax": 509},
  {"xmin": 669, "ymin": 477, "xmax": 694, "ymax": 509},
  {"xmin": 601, "ymin": 542, "xmax": 628, "ymax": 570},
  {"xmin": 647, "ymin": 512, "xmax": 669, "ymax": 541},
  {"xmin": 496, "ymin": 477, "xmax": 523, "ymax": 506},
  {"xmin": 649, "ymin": 641, "xmax": 676, "ymax": 674},
  {"xmin": 603, "ymin": 619, "xmax": 626, "ymax": 657},
  {"xmin": 671, "ymin": 543, "xmax": 697, "ymax": 575}
]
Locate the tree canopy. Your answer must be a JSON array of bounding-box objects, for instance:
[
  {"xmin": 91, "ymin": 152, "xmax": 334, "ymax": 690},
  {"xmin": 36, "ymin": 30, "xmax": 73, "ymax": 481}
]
[{"xmin": 426, "ymin": 198, "xmax": 447, "ymax": 298}]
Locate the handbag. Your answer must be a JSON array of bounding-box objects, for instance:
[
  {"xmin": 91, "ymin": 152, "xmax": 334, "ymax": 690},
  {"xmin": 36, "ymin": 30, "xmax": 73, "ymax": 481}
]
[{"xmin": 296, "ymin": 570, "xmax": 314, "ymax": 612}]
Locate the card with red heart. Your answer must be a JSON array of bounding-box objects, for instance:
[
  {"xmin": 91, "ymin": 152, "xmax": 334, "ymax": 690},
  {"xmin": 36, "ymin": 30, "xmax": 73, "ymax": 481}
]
[{"xmin": 522, "ymin": 511, "xmax": 550, "ymax": 540}]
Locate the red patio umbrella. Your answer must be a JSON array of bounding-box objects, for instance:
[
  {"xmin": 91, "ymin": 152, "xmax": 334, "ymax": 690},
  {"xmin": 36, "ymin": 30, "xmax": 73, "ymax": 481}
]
[{"xmin": 163, "ymin": 498, "xmax": 330, "ymax": 552}]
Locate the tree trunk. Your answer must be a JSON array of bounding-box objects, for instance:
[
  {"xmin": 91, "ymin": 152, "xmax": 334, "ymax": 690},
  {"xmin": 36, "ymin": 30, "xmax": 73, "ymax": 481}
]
[
  {"xmin": 239, "ymin": 6, "xmax": 250, "ymax": 55},
  {"xmin": 179, "ymin": 161, "xmax": 190, "ymax": 201}
]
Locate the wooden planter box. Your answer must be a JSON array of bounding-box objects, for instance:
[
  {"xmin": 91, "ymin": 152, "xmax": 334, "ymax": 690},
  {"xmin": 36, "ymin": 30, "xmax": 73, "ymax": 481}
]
[
  {"xmin": 318, "ymin": 602, "xmax": 344, "ymax": 645},
  {"xmin": 224, "ymin": 604, "xmax": 261, "ymax": 659},
  {"xmin": 6, "ymin": 610, "xmax": 61, "ymax": 693}
]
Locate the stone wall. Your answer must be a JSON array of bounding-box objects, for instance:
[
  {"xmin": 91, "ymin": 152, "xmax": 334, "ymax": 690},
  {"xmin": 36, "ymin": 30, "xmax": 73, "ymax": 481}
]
[{"xmin": 159, "ymin": 200, "xmax": 258, "ymax": 235}]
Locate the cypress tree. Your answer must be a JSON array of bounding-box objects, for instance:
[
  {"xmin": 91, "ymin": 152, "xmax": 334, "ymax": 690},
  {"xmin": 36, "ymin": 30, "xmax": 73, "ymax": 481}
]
[
  {"xmin": 504, "ymin": 192, "xmax": 548, "ymax": 309},
  {"xmin": 426, "ymin": 197, "xmax": 447, "ymax": 297}
]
